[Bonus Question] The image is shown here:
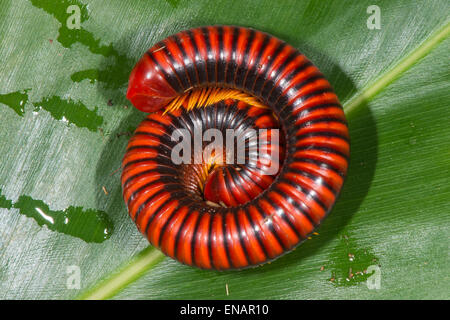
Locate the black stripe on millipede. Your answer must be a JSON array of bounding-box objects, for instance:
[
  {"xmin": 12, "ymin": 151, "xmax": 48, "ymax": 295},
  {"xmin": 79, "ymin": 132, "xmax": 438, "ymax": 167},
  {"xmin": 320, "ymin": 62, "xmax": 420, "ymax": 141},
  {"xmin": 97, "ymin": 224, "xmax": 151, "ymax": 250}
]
[
  {"xmin": 123, "ymin": 165, "xmax": 179, "ymax": 188},
  {"xmin": 125, "ymin": 145, "xmax": 172, "ymax": 154},
  {"xmin": 201, "ymin": 102, "xmax": 216, "ymax": 130},
  {"xmin": 279, "ymin": 102, "xmax": 342, "ymax": 122},
  {"xmin": 252, "ymin": 41, "xmax": 287, "ymax": 96},
  {"xmin": 132, "ymin": 131, "xmax": 177, "ymax": 152},
  {"xmin": 234, "ymin": 28, "xmax": 255, "ymax": 88},
  {"xmin": 273, "ymin": 185, "xmax": 317, "ymax": 227},
  {"xmin": 129, "ymin": 181, "xmax": 182, "ymax": 219},
  {"xmin": 292, "ymin": 145, "xmax": 349, "ymax": 162},
  {"xmin": 232, "ymin": 210, "xmax": 251, "ymax": 267},
  {"xmin": 141, "ymin": 118, "xmax": 172, "ymax": 134},
  {"xmin": 190, "ymin": 212, "xmax": 204, "ymax": 267},
  {"xmin": 156, "ymin": 202, "xmax": 183, "ymax": 249},
  {"xmin": 299, "ymin": 149, "xmax": 350, "ymax": 170},
  {"xmin": 279, "ymin": 60, "xmax": 313, "ymax": 88},
  {"xmin": 262, "ymin": 207, "xmax": 291, "ymax": 253},
  {"xmin": 286, "ymin": 116, "xmax": 348, "ymax": 136},
  {"xmin": 237, "ymin": 166, "xmax": 268, "ymax": 191},
  {"xmin": 243, "ymin": 32, "xmax": 270, "ymax": 92},
  {"xmin": 169, "ymin": 36, "xmax": 194, "ymax": 89},
  {"xmin": 216, "ymin": 26, "xmax": 226, "ymax": 84},
  {"xmin": 254, "ymin": 201, "xmax": 287, "ymax": 251},
  {"xmin": 222, "ymin": 168, "xmax": 239, "ymax": 205},
  {"xmin": 155, "ymin": 196, "xmax": 192, "ymax": 247},
  {"xmin": 228, "ymin": 168, "xmax": 254, "ymax": 201},
  {"xmin": 146, "ymin": 51, "xmax": 182, "ymax": 93},
  {"xmin": 217, "ymin": 103, "xmax": 240, "ymax": 131},
  {"xmin": 228, "ymin": 115, "xmax": 259, "ymax": 146},
  {"xmin": 276, "ymin": 88, "xmax": 334, "ymax": 116},
  {"xmin": 284, "ymin": 88, "xmax": 334, "ymax": 111},
  {"xmin": 280, "ymin": 102, "xmax": 343, "ymax": 123},
  {"xmin": 213, "ymin": 101, "xmax": 229, "ymax": 131},
  {"xmin": 165, "ymin": 109, "xmax": 188, "ymax": 127},
  {"xmin": 177, "ymin": 32, "xmax": 200, "ymax": 85},
  {"xmin": 269, "ymin": 198, "xmax": 302, "ymax": 240},
  {"xmin": 295, "ymin": 131, "xmax": 350, "ymax": 145},
  {"xmin": 239, "ymin": 105, "xmax": 273, "ymax": 128},
  {"xmin": 259, "ymin": 49, "xmax": 298, "ymax": 100},
  {"xmin": 126, "ymin": 144, "xmax": 173, "ymax": 164},
  {"xmin": 243, "ymin": 208, "xmax": 270, "ymax": 262},
  {"xmin": 276, "ymin": 84, "xmax": 332, "ymax": 117},
  {"xmin": 207, "ymin": 212, "xmax": 215, "ymax": 269},
  {"xmin": 270, "ymin": 73, "xmax": 325, "ymax": 106},
  {"xmin": 161, "ymin": 41, "xmax": 189, "ymax": 89},
  {"xmin": 142, "ymin": 192, "xmax": 186, "ymax": 240},
  {"xmin": 279, "ymin": 176, "xmax": 329, "ymax": 212},
  {"xmin": 224, "ymin": 27, "xmax": 240, "ymax": 84},
  {"xmin": 131, "ymin": 186, "xmax": 172, "ymax": 223},
  {"xmin": 288, "ymin": 167, "xmax": 338, "ymax": 195},
  {"xmin": 223, "ymin": 212, "xmax": 234, "ymax": 269},
  {"xmin": 122, "ymin": 154, "xmax": 174, "ymax": 170},
  {"xmin": 186, "ymin": 29, "xmax": 206, "ymax": 85},
  {"xmin": 201, "ymin": 27, "xmax": 215, "ymax": 85},
  {"xmin": 123, "ymin": 148, "xmax": 175, "ymax": 168},
  {"xmin": 141, "ymin": 198, "xmax": 174, "ymax": 239},
  {"xmin": 196, "ymin": 28, "xmax": 210, "ymax": 84},
  {"xmin": 176, "ymin": 107, "xmax": 206, "ymax": 138},
  {"xmin": 287, "ymin": 157, "xmax": 345, "ymax": 178},
  {"xmin": 173, "ymin": 207, "xmax": 193, "ymax": 263},
  {"xmin": 126, "ymin": 139, "xmax": 173, "ymax": 155},
  {"xmin": 132, "ymin": 131, "xmax": 163, "ymax": 141},
  {"xmin": 290, "ymin": 71, "xmax": 327, "ymax": 93}
]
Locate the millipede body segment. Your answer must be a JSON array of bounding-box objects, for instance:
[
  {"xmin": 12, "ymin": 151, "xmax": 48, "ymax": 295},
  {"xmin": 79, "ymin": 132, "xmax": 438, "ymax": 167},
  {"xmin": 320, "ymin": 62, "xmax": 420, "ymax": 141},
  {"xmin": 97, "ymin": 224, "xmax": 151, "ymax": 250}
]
[{"xmin": 122, "ymin": 26, "xmax": 349, "ymax": 270}]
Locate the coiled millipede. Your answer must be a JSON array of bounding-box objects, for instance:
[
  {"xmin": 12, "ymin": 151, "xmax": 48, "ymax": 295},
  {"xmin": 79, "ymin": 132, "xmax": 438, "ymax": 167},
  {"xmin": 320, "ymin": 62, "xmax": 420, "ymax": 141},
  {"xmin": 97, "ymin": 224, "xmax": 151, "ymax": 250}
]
[{"xmin": 122, "ymin": 26, "xmax": 349, "ymax": 270}]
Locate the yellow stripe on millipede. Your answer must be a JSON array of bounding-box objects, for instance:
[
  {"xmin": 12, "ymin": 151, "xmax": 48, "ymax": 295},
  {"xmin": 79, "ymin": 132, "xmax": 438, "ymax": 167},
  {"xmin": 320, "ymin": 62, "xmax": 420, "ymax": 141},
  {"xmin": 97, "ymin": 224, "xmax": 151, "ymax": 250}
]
[{"xmin": 164, "ymin": 88, "xmax": 268, "ymax": 114}]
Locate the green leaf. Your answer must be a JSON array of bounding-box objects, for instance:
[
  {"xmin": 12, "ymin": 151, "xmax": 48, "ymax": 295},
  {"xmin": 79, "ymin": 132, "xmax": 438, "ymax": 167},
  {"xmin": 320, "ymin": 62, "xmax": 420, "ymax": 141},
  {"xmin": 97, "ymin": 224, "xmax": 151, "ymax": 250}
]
[{"xmin": 0, "ymin": 0, "xmax": 448, "ymax": 299}]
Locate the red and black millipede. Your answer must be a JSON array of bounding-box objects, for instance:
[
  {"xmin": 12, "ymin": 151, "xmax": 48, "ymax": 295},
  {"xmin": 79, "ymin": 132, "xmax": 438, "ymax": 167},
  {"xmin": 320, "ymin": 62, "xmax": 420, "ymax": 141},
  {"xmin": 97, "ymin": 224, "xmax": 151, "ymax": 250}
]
[{"xmin": 122, "ymin": 26, "xmax": 349, "ymax": 270}]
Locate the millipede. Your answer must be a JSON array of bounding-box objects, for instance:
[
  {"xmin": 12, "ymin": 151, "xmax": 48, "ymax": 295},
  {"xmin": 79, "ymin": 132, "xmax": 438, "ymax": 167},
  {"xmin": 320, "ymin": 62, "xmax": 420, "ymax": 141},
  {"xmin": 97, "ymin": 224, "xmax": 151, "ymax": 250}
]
[{"xmin": 122, "ymin": 26, "xmax": 349, "ymax": 270}]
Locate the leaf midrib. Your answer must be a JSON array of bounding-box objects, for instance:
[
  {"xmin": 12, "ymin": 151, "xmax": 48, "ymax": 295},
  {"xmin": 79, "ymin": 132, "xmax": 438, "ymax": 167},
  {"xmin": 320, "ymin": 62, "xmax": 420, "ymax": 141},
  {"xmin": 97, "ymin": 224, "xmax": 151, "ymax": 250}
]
[
  {"xmin": 77, "ymin": 20, "xmax": 450, "ymax": 300},
  {"xmin": 344, "ymin": 21, "xmax": 450, "ymax": 115}
]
